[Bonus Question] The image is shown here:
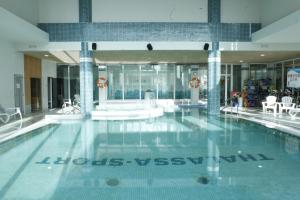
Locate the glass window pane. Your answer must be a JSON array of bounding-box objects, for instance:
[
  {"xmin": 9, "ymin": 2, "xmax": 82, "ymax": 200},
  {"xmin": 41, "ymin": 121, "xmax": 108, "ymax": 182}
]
[
  {"xmin": 69, "ymin": 66, "xmax": 80, "ymax": 102},
  {"xmin": 182, "ymin": 66, "xmax": 191, "ymax": 99},
  {"xmin": 250, "ymin": 64, "xmax": 267, "ymax": 80},
  {"xmin": 141, "ymin": 65, "xmax": 156, "ymax": 99},
  {"xmin": 233, "ymin": 65, "xmax": 241, "ymax": 92},
  {"xmin": 284, "ymin": 61, "xmax": 293, "ymax": 89},
  {"xmin": 199, "ymin": 65, "xmax": 207, "ymax": 99},
  {"xmin": 175, "ymin": 65, "xmax": 184, "ymax": 99},
  {"xmin": 157, "ymin": 64, "xmax": 174, "ymax": 99},
  {"xmin": 107, "ymin": 65, "xmax": 123, "ymax": 100},
  {"xmin": 124, "ymin": 65, "xmax": 139, "ymax": 99},
  {"xmin": 276, "ymin": 63, "xmax": 282, "ymax": 90},
  {"xmin": 56, "ymin": 65, "xmax": 69, "ymax": 107}
]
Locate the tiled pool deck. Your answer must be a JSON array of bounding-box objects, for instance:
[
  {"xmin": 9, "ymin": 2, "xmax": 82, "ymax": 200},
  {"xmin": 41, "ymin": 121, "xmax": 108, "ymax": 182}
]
[{"xmin": 222, "ymin": 107, "xmax": 300, "ymax": 137}]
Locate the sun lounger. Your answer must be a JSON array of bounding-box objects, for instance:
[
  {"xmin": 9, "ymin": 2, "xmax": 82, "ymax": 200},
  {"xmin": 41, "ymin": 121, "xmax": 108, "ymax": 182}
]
[{"xmin": 0, "ymin": 107, "xmax": 22, "ymax": 123}]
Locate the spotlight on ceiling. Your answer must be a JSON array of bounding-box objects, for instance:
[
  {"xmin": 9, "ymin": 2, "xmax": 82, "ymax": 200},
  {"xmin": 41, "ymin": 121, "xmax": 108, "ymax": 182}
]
[{"xmin": 147, "ymin": 43, "xmax": 153, "ymax": 51}]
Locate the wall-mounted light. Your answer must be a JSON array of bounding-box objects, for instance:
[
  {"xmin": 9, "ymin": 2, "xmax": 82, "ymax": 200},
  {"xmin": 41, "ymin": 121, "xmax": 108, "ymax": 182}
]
[
  {"xmin": 203, "ymin": 43, "xmax": 209, "ymax": 51},
  {"xmin": 147, "ymin": 43, "xmax": 153, "ymax": 51},
  {"xmin": 92, "ymin": 43, "xmax": 97, "ymax": 50}
]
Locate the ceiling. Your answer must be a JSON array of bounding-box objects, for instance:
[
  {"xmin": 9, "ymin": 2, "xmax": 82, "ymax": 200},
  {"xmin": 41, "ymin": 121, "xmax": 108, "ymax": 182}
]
[
  {"xmin": 0, "ymin": 7, "xmax": 48, "ymax": 45},
  {"xmin": 253, "ymin": 9, "xmax": 300, "ymax": 43},
  {"xmin": 25, "ymin": 50, "xmax": 300, "ymax": 65}
]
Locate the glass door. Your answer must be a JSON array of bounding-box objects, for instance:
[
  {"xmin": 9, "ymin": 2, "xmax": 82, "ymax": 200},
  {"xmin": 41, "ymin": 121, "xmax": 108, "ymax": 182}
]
[{"xmin": 221, "ymin": 65, "xmax": 232, "ymax": 106}]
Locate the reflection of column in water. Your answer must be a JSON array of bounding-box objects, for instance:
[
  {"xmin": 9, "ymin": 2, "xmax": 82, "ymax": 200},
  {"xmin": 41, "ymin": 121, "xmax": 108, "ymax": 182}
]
[
  {"xmin": 80, "ymin": 120, "xmax": 95, "ymax": 169},
  {"xmin": 191, "ymin": 109, "xmax": 199, "ymax": 119},
  {"xmin": 191, "ymin": 87, "xmax": 200, "ymax": 104},
  {"xmin": 207, "ymin": 116, "xmax": 220, "ymax": 184},
  {"xmin": 285, "ymin": 135, "xmax": 299, "ymax": 154}
]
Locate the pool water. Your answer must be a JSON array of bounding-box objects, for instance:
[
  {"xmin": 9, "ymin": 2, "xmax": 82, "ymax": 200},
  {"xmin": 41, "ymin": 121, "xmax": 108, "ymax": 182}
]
[{"xmin": 0, "ymin": 109, "xmax": 300, "ymax": 200}]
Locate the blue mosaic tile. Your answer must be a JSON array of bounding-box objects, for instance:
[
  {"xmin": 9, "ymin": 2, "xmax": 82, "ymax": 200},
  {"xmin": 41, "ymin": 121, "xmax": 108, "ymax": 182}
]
[
  {"xmin": 208, "ymin": 0, "xmax": 220, "ymax": 24},
  {"xmin": 38, "ymin": 22, "xmax": 261, "ymax": 42},
  {"xmin": 79, "ymin": 0, "xmax": 92, "ymax": 23}
]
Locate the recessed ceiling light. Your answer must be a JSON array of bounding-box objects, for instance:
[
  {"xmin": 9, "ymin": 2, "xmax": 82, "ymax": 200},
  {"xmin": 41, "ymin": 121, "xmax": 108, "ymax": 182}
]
[
  {"xmin": 44, "ymin": 54, "xmax": 49, "ymax": 57},
  {"xmin": 260, "ymin": 54, "xmax": 265, "ymax": 57},
  {"xmin": 240, "ymin": 60, "xmax": 243, "ymax": 63}
]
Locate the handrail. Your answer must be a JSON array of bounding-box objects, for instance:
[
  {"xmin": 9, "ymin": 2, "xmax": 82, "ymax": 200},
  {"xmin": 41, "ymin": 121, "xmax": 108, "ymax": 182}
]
[{"xmin": 221, "ymin": 98, "xmax": 239, "ymax": 114}]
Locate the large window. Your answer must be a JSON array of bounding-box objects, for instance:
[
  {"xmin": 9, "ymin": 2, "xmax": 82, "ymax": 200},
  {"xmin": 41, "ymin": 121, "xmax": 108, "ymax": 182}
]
[{"xmin": 104, "ymin": 64, "xmax": 206, "ymax": 100}]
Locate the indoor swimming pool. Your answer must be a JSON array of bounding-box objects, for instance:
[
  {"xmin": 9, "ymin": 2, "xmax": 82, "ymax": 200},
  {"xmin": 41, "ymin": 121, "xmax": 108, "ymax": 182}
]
[{"xmin": 0, "ymin": 109, "xmax": 300, "ymax": 200}]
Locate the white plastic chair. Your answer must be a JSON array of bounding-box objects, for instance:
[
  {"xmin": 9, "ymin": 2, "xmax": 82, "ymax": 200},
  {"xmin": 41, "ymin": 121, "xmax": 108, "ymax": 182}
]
[
  {"xmin": 73, "ymin": 94, "xmax": 80, "ymax": 108},
  {"xmin": 62, "ymin": 99, "xmax": 72, "ymax": 108},
  {"xmin": 0, "ymin": 107, "xmax": 22, "ymax": 123},
  {"xmin": 262, "ymin": 96, "xmax": 277, "ymax": 114},
  {"xmin": 279, "ymin": 96, "xmax": 295, "ymax": 113}
]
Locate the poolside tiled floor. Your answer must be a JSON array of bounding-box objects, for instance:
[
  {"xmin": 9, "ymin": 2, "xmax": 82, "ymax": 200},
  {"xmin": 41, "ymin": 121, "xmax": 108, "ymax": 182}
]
[{"xmin": 222, "ymin": 107, "xmax": 300, "ymax": 137}]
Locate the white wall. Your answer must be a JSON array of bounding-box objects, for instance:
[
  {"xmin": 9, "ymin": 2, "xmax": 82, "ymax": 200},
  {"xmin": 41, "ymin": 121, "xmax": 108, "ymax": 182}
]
[
  {"xmin": 92, "ymin": 0, "xmax": 208, "ymax": 22},
  {"xmin": 221, "ymin": 0, "xmax": 261, "ymax": 23},
  {"xmin": 38, "ymin": 0, "xmax": 79, "ymax": 23},
  {"xmin": 0, "ymin": 39, "xmax": 24, "ymax": 110},
  {"xmin": 0, "ymin": 0, "xmax": 39, "ymax": 25},
  {"xmin": 41, "ymin": 59, "xmax": 57, "ymax": 111},
  {"xmin": 261, "ymin": 0, "xmax": 300, "ymax": 27}
]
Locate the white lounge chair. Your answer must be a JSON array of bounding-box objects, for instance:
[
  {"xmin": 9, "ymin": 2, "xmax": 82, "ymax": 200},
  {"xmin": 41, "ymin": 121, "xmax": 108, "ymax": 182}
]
[
  {"xmin": 279, "ymin": 96, "xmax": 296, "ymax": 113},
  {"xmin": 61, "ymin": 95, "xmax": 81, "ymax": 114},
  {"xmin": 262, "ymin": 96, "xmax": 277, "ymax": 114},
  {"xmin": 73, "ymin": 94, "xmax": 80, "ymax": 108},
  {"xmin": 289, "ymin": 106, "xmax": 300, "ymax": 118},
  {"xmin": 0, "ymin": 107, "xmax": 22, "ymax": 123}
]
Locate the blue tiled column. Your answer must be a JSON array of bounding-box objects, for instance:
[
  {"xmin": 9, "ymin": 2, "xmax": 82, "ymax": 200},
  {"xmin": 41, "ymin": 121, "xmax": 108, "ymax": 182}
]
[
  {"xmin": 208, "ymin": 0, "xmax": 221, "ymax": 24},
  {"xmin": 207, "ymin": 42, "xmax": 221, "ymax": 115},
  {"xmin": 79, "ymin": 0, "xmax": 92, "ymax": 23},
  {"xmin": 207, "ymin": 0, "xmax": 221, "ymax": 115},
  {"xmin": 79, "ymin": 0, "xmax": 93, "ymax": 116},
  {"xmin": 80, "ymin": 42, "xmax": 93, "ymax": 115}
]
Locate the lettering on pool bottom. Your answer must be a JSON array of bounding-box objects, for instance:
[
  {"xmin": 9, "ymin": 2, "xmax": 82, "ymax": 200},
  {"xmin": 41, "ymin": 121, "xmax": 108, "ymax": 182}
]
[{"xmin": 35, "ymin": 153, "xmax": 274, "ymax": 167}]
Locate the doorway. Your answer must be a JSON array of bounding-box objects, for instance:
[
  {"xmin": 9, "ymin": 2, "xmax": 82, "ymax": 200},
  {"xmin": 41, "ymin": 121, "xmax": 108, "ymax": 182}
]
[
  {"xmin": 48, "ymin": 77, "xmax": 58, "ymax": 109},
  {"xmin": 14, "ymin": 74, "xmax": 24, "ymax": 114},
  {"xmin": 30, "ymin": 78, "xmax": 42, "ymax": 112},
  {"xmin": 221, "ymin": 64, "xmax": 233, "ymax": 106}
]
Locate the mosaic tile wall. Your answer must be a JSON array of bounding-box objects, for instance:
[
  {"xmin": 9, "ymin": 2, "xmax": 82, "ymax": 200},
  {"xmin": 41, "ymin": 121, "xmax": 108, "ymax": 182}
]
[{"xmin": 38, "ymin": 22, "xmax": 261, "ymax": 42}]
